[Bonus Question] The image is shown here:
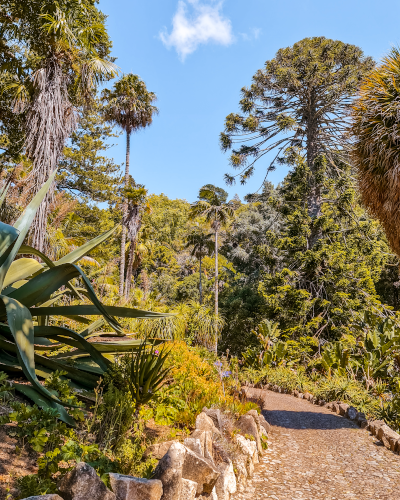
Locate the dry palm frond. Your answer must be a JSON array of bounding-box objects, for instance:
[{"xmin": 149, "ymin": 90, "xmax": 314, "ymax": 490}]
[
  {"xmin": 24, "ymin": 55, "xmax": 78, "ymax": 251},
  {"xmin": 352, "ymin": 47, "xmax": 400, "ymax": 256}
]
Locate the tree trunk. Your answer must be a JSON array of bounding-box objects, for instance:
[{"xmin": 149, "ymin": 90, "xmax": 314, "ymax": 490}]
[
  {"xmin": 124, "ymin": 238, "xmax": 136, "ymax": 298},
  {"xmin": 214, "ymin": 229, "xmax": 218, "ymax": 354},
  {"xmin": 306, "ymin": 91, "xmax": 322, "ymax": 249},
  {"xmin": 119, "ymin": 131, "xmax": 131, "ymax": 296},
  {"xmin": 199, "ymin": 255, "xmax": 203, "ymax": 305}
]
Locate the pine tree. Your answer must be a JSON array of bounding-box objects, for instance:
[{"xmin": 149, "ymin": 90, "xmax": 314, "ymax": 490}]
[
  {"xmin": 58, "ymin": 99, "xmax": 122, "ymax": 205},
  {"xmin": 259, "ymin": 152, "xmax": 390, "ymax": 340}
]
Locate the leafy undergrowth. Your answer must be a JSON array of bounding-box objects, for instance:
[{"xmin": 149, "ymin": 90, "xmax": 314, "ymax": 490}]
[
  {"xmin": 241, "ymin": 365, "xmax": 386, "ymax": 423},
  {"xmin": 0, "ymin": 341, "xmax": 257, "ymax": 499}
]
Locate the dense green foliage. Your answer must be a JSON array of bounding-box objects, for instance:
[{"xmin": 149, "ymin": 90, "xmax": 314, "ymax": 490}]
[{"xmin": 2, "ymin": 5, "xmax": 400, "ymax": 495}]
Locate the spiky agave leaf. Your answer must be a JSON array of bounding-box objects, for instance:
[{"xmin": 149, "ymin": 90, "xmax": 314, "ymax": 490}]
[{"xmin": 0, "ymin": 176, "xmax": 171, "ymax": 424}]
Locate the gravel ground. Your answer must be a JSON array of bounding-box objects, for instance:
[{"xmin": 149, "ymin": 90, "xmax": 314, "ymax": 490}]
[{"xmin": 234, "ymin": 390, "xmax": 400, "ymax": 500}]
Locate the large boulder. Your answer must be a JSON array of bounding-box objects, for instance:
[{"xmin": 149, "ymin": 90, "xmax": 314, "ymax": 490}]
[
  {"xmin": 236, "ymin": 414, "xmax": 261, "ymax": 453},
  {"xmin": 195, "ymin": 412, "xmax": 219, "ymax": 436},
  {"xmin": 259, "ymin": 414, "xmax": 270, "ymax": 434},
  {"xmin": 153, "ymin": 442, "xmax": 186, "ymax": 500},
  {"xmin": 215, "ymin": 460, "xmax": 237, "ymax": 500},
  {"xmin": 184, "ymin": 437, "xmax": 203, "ymax": 457},
  {"xmin": 203, "ymin": 408, "xmax": 223, "ymax": 432},
  {"xmin": 347, "ymin": 406, "xmax": 358, "ymax": 420},
  {"xmin": 377, "ymin": 425, "xmax": 400, "ymax": 451},
  {"xmin": 368, "ymin": 420, "xmax": 385, "ymax": 436},
  {"xmin": 246, "ymin": 410, "xmax": 261, "ymax": 428},
  {"xmin": 234, "ymin": 434, "xmax": 258, "ymax": 465},
  {"xmin": 109, "ymin": 473, "xmax": 162, "ymax": 500},
  {"xmin": 338, "ymin": 403, "xmax": 350, "ymax": 416},
  {"xmin": 234, "ymin": 457, "xmax": 248, "ymax": 486},
  {"xmin": 58, "ymin": 462, "xmax": 115, "ymax": 500},
  {"xmin": 144, "ymin": 440, "xmax": 178, "ymax": 460},
  {"xmin": 331, "ymin": 402, "xmax": 340, "ymax": 414},
  {"xmin": 22, "ymin": 496, "xmax": 64, "ymax": 500},
  {"xmin": 181, "ymin": 479, "xmax": 197, "ymax": 500},
  {"xmin": 190, "ymin": 429, "xmax": 213, "ymax": 461},
  {"xmin": 181, "ymin": 446, "xmax": 220, "ymax": 495}
]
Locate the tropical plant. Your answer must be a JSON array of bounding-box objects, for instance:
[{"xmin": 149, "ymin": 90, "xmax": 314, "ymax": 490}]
[
  {"xmin": 123, "ymin": 181, "xmax": 151, "ymax": 298},
  {"xmin": 0, "ymin": 172, "xmax": 167, "ymax": 423},
  {"xmin": 0, "ymin": 0, "xmax": 118, "ymax": 251},
  {"xmin": 190, "ymin": 185, "xmax": 235, "ymax": 352},
  {"xmin": 352, "ymin": 47, "xmax": 400, "ymax": 257},
  {"xmin": 320, "ymin": 342, "xmax": 351, "ymax": 378},
  {"xmin": 101, "ymin": 74, "xmax": 158, "ymax": 296},
  {"xmin": 184, "ymin": 227, "xmax": 214, "ymax": 304},
  {"xmin": 127, "ymin": 339, "xmax": 171, "ymax": 415}
]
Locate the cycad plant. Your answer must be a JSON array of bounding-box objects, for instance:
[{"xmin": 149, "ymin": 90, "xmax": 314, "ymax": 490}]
[{"xmin": 0, "ymin": 172, "xmax": 167, "ymax": 424}]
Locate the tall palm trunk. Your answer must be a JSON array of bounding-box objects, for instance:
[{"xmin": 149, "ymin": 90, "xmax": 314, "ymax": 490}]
[
  {"xmin": 119, "ymin": 131, "xmax": 130, "ymax": 296},
  {"xmin": 306, "ymin": 92, "xmax": 322, "ymax": 249},
  {"xmin": 214, "ymin": 229, "xmax": 218, "ymax": 354},
  {"xmin": 124, "ymin": 239, "xmax": 136, "ymax": 298},
  {"xmin": 199, "ymin": 255, "xmax": 203, "ymax": 305}
]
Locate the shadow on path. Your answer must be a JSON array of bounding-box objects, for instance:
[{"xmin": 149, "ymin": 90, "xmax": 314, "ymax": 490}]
[{"xmin": 262, "ymin": 408, "xmax": 357, "ymax": 430}]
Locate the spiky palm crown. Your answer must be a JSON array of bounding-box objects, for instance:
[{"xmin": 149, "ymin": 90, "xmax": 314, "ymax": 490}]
[
  {"xmin": 101, "ymin": 74, "xmax": 158, "ymax": 134},
  {"xmin": 352, "ymin": 47, "xmax": 400, "ymax": 256}
]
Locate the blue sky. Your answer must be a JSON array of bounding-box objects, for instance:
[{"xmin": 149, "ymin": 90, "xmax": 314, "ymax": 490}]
[{"xmin": 98, "ymin": 0, "xmax": 400, "ymax": 203}]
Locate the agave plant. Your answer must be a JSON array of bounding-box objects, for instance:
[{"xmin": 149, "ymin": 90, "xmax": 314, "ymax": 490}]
[
  {"xmin": 0, "ymin": 172, "xmax": 168, "ymax": 424},
  {"xmin": 128, "ymin": 339, "xmax": 171, "ymax": 413}
]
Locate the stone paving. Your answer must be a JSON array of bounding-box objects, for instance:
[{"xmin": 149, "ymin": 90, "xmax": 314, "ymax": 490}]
[{"xmin": 234, "ymin": 390, "xmax": 400, "ymax": 500}]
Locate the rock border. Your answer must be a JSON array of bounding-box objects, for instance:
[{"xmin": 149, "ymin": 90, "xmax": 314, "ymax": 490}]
[
  {"xmin": 23, "ymin": 407, "xmax": 270, "ymax": 500},
  {"xmin": 242, "ymin": 383, "xmax": 400, "ymax": 454}
]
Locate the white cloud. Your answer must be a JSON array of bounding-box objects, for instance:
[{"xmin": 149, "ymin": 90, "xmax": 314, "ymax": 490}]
[{"xmin": 160, "ymin": 1, "xmax": 234, "ymax": 61}]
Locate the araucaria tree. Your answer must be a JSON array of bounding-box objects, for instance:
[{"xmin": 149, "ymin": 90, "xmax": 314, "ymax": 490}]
[
  {"xmin": 352, "ymin": 47, "xmax": 400, "ymax": 257},
  {"xmin": 0, "ymin": 0, "xmax": 117, "ymax": 251},
  {"xmin": 220, "ymin": 37, "xmax": 374, "ymax": 247},
  {"xmin": 190, "ymin": 185, "xmax": 234, "ymax": 352},
  {"xmin": 101, "ymin": 74, "xmax": 158, "ymax": 296}
]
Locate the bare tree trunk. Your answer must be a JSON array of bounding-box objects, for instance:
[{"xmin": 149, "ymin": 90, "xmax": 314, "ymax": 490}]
[
  {"xmin": 119, "ymin": 131, "xmax": 130, "ymax": 296},
  {"xmin": 306, "ymin": 92, "xmax": 322, "ymax": 249},
  {"xmin": 214, "ymin": 230, "xmax": 218, "ymax": 354},
  {"xmin": 199, "ymin": 255, "xmax": 203, "ymax": 305},
  {"xmin": 124, "ymin": 238, "xmax": 136, "ymax": 298}
]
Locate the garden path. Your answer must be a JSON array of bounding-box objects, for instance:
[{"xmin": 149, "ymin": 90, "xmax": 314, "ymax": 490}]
[{"xmin": 234, "ymin": 390, "xmax": 400, "ymax": 500}]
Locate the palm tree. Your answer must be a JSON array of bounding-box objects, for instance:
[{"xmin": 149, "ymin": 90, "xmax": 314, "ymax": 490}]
[
  {"xmin": 352, "ymin": 47, "xmax": 400, "ymax": 257},
  {"xmin": 190, "ymin": 185, "xmax": 234, "ymax": 352},
  {"xmin": 101, "ymin": 74, "xmax": 158, "ymax": 296},
  {"xmin": 185, "ymin": 228, "xmax": 214, "ymax": 304},
  {"xmin": 124, "ymin": 181, "xmax": 151, "ymax": 298},
  {"xmin": 2, "ymin": 0, "xmax": 118, "ymax": 251}
]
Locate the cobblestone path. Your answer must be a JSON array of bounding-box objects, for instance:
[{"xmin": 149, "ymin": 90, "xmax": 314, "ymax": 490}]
[{"xmin": 234, "ymin": 390, "xmax": 400, "ymax": 500}]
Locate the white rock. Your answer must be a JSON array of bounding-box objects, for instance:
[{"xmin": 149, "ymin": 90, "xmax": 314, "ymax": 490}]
[
  {"xmin": 181, "ymin": 478, "xmax": 197, "ymax": 500},
  {"xmin": 235, "ymin": 434, "xmax": 258, "ymax": 463},
  {"xmin": 184, "ymin": 437, "xmax": 203, "ymax": 457},
  {"xmin": 215, "ymin": 461, "xmax": 237, "ymax": 500},
  {"xmin": 109, "ymin": 473, "xmax": 163, "ymax": 500},
  {"xmin": 195, "ymin": 412, "xmax": 215, "ymax": 432}
]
